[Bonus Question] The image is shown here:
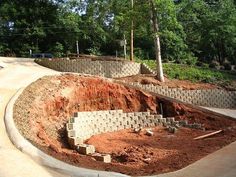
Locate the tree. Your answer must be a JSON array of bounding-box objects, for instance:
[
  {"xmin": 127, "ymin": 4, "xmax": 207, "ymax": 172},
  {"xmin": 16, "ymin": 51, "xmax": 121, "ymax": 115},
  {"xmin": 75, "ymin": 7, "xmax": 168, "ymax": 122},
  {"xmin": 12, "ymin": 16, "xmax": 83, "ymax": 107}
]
[
  {"xmin": 0, "ymin": 0, "xmax": 60, "ymax": 56},
  {"xmin": 149, "ymin": 0, "xmax": 164, "ymax": 82},
  {"xmin": 177, "ymin": 0, "xmax": 236, "ymax": 64},
  {"xmin": 130, "ymin": 0, "xmax": 134, "ymax": 61}
]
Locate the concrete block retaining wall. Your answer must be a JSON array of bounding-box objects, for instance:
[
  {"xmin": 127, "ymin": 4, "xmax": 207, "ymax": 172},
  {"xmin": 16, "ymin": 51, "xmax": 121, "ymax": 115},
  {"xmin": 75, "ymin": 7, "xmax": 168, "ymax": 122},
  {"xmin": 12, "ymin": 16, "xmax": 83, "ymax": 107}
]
[
  {"xmin": 66, "ymin": 110, "xmax": 167, "ymax": 145},
  {"xmin": 35, "ymin": 59, "xmax": 153, "ymax": 78},
  {"xmin": 127, "ymin": 82, "xmax": 236, "ymax": 108},
  {"xmin": 140, "ymin": 63, "xmax": 156, "ymax": 74}
]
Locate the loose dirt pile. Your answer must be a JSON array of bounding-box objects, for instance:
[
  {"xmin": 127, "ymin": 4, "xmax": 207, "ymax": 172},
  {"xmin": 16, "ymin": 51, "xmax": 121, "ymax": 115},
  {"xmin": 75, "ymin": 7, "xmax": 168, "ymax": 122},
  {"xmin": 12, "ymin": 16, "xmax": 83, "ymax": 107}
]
[
  {"xmin": 13, "ymin": 74, "xmax": 236, "ymax": 176},
  {"xmin": 116, "ymin": 74, "xmax": 219, "ymax": 90}
]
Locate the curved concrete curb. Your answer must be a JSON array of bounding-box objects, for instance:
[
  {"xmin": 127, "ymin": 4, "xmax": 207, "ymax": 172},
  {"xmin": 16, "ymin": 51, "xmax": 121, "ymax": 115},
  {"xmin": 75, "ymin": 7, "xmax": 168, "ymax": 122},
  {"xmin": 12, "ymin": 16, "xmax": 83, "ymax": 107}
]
[{"xmin": 4, "ymin": 88, "xmax": 129, "ymax": 177}]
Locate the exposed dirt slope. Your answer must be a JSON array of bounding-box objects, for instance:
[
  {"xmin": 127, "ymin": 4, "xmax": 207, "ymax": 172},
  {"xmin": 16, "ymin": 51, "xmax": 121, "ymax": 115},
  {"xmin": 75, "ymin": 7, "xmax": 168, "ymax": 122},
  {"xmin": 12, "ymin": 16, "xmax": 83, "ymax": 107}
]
[{"xmin": 13, "ymin": 74, "xmax": 236, "ymax": 176}]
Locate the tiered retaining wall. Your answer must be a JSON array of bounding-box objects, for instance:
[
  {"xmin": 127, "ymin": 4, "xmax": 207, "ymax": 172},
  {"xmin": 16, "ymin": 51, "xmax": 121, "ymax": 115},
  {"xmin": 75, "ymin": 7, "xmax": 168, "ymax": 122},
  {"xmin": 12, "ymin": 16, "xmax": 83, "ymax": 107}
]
[
  {"xmin": 66, "ymin": 110, "xmax": 169, "ymax": 146},
  {"xmin": 35, "ymin": 58, "xmax": 153, "ymax": 78},
  {"xmin": 124, "ymin": 82, "xmax": 236, "ymax": 108},
  {"xmin": 35, "ymin": 58, "xmax": 235, "ymax": 108}
]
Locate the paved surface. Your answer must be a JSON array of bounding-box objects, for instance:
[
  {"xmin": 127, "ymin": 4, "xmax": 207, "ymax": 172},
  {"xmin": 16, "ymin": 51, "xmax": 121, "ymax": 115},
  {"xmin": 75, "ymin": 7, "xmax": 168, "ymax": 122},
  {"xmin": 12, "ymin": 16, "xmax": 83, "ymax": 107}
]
[
  {"xmin": 156, "ymin": 141, "xmax": 236, "ymax": 177},
  {"xmin": 0, "ymin": 57, "xmax": 69, "ymax": 177},
  {"xmin": 0, "ymin": 57, "xmax": 236, "ymax": 177},
  {"xmin": 204, "ymin": 107, "xmax": 236, "ymax": 119}
]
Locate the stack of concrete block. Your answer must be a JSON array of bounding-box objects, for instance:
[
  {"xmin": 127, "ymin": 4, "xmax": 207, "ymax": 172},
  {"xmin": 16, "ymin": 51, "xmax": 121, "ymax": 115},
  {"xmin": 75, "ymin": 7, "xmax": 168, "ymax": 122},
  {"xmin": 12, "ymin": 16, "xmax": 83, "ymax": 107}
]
[
  {"xmin": 36, "ymin": 58, "xmax": 149, "ymax": 78},
  {"xmin": 141, "ymin": 63, "xmax": 156, "ymax": 74},
  {"xmin": 66, "ymin": 110, "xmax": 166, "ymax": 147},
  {"xmin": 66, "ymin": 109, "xmax": 174, "ymax": 163},
  {"xmin": 66, "ymin": 109, "xmax": 205, "ymax": 162},
  {"xmin": 123, "ymin": 82, "xmax": 236, "ymax": 109},
  {"xmin": 66, "ymin": 110, "xmax": 188, "ymax": 147}
]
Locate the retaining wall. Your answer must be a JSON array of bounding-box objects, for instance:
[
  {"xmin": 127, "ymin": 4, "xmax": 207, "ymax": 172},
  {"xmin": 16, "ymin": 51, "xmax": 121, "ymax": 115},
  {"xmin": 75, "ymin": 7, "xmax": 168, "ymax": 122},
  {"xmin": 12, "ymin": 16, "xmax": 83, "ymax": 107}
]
[
  {"xmin": 66, "ymin": 110, "xmax": 167, "ymax": 144},
  {"xmin": 35, "ymin": 58, "xmax": 152, "ymax": 78},
  {"xmin": 125, "ymin": 82, "xmax": 236, "ymax": 109}
]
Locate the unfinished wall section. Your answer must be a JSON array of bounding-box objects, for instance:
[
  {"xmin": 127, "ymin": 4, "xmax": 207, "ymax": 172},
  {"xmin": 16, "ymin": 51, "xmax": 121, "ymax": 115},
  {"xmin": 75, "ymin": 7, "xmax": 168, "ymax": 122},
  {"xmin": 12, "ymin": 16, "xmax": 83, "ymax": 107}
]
[
  {"xmin": 125, "ymin": 82, "xmax": 236, "ymax": 109},
  {"xmin": 66, "ymin": 110, "xmax": 168, "ymax": 146},
  {"xmin": 35, "ymin": 58, "xmax": 153, "ymax": 78}
]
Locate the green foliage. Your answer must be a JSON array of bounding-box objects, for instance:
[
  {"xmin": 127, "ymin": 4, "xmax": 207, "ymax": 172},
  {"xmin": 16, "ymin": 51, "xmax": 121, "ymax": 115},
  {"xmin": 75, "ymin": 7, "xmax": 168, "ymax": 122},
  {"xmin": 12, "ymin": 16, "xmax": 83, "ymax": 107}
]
[
  {"xmin": 138, "ymin": 59, "xmax": 236, "ymax": 84},
  {"xmin": 0, "ymin": 0, "xmax": 235, "ymax": 70},
  {"xmin": 87, "ymin": 46, "xmax": 102, "ymax": 56},
  {"xmin": 177, "ymin": 0, "xmax": 236, "ymax": 65},
  {"xmin": 0, "ymin": 0, "xmax": 60, "ymax": 56},
  {"xmin": 51, "ymin": 42, "xmax": 64, "ymax": 57}
]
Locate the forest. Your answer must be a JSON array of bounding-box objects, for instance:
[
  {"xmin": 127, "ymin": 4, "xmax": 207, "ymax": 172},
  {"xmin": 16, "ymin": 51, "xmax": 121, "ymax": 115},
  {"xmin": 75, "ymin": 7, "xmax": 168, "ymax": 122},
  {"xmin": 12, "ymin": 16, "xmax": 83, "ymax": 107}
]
[{"xmin": 0, "ymin": 0, "xmax": 235, "ymax": 66}]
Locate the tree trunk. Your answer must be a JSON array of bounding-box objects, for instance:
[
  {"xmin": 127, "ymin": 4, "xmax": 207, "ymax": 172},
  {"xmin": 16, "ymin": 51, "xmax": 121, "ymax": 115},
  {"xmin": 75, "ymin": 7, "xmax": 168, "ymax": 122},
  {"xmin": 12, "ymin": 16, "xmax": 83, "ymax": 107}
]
[
  {"xmin": 130, "ymin": 0, "xmax": 134, "ymax": 61},
  {"xmin": 149, "ymin": 0, "xmax": 164, "ymax": 82}
]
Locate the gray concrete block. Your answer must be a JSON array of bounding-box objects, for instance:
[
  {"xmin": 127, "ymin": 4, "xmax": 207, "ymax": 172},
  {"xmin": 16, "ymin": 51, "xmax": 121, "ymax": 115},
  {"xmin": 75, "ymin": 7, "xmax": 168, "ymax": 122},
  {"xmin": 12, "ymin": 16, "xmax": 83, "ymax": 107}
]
[
  {"xmin": 76, "ymin": 144, "xmax": 95, "ymax": 155},
  {"xmin": 142, "ymin": 112, "xmax": 150, "ymax": 116},
  {"xmin": 147, "ymin": 115, "xmax": 155, "ymax": 119},
  {"xmin": 67, "ymin": 130, "xmax": 77, "ymax": 137},
  {"xmin": 161, "ymin": 118, "xmax": 166, "ymax": 123},
  {"xmin": 66, "ymin": 123, "xmax": 75, "ymax": 131},
  {"xmin": 68, "ymin": 137, "xmax": 84, "ymax": 148},
  {"xmin": 179, "ymin": 120, "xmax": 188, "ymax": 126}
]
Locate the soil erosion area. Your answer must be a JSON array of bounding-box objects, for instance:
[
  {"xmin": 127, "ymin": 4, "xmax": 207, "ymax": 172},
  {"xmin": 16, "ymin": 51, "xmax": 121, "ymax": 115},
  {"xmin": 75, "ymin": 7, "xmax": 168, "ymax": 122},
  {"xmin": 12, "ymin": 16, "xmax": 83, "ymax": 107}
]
[{"xmin": 14, "ymin": 74, "xmax": 236, "ymax": 176}]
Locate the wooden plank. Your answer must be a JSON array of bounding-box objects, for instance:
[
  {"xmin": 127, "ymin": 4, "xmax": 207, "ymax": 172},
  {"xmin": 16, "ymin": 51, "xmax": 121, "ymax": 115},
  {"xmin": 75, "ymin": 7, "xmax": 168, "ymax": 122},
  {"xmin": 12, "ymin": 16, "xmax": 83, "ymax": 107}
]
[{"xmin": 194, "ymin": 130, "xmax": 223, "ymax": 140}]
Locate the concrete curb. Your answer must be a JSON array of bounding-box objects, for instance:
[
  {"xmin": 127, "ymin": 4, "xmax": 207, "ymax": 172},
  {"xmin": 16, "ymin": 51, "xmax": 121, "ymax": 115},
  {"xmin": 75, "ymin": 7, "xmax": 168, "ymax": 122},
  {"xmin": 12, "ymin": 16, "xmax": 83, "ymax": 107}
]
[{"xmin": 4, "ymin": 88, "xmax": 129, "ymax": 177}]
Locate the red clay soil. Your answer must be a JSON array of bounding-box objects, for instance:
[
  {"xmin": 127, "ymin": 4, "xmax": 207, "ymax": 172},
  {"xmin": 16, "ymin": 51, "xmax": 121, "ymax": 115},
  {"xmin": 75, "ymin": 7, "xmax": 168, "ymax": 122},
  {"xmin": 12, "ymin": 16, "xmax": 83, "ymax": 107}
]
[
  {"xmin": 115, "ymin": 74, "xmax": 219, "ymax": 90},
  {"xmin": 13, "ymin": 74, "xmax": 236, "ymax": 176},
  {"xmin": 87, "ymin": 126, "xmax": 236, "ymax": 175}
]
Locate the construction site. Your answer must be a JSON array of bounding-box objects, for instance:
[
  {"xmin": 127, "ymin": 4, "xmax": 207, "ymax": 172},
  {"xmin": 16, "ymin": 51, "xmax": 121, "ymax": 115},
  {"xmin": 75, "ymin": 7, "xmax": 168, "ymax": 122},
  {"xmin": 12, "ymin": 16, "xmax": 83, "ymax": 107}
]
[{"xmin": 0, "ymin": 56, "xmax": 234, "ymax": 177}]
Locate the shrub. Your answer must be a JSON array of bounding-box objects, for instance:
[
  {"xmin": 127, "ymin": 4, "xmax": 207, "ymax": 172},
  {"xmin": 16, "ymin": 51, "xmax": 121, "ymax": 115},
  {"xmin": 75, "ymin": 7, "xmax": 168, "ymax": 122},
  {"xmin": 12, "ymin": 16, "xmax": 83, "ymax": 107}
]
[{"xmin": 51, "ymin": 42, "xmax": 64, "ymax": 57}]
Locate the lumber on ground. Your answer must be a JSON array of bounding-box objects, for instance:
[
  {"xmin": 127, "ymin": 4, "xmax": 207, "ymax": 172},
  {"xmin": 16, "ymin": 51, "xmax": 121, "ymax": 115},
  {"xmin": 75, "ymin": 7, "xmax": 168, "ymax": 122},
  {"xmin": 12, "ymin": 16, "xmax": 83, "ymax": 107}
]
[{"xmin": 194, "ymin": 130, "xmax": 222, "ymax": 140}]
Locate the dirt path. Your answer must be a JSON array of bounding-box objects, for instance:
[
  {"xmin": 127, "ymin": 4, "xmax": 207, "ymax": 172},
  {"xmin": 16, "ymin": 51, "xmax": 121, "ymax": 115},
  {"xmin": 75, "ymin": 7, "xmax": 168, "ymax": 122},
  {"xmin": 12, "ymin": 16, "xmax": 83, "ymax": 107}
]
[{"xmin": 0, "ymin": 57, "xmax": 68, "ymax": 177}]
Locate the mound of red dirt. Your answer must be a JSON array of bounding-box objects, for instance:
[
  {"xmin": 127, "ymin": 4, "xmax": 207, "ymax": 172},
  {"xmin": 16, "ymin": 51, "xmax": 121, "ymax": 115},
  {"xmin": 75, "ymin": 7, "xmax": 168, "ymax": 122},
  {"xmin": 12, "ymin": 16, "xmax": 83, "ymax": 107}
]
[
  {"xmin": 115, "ymin": 74, "xmax": 219, "ymax": 90},
  {"xmin": 13, "ymin": 74, "xmax": 236, "ymax": 176}
]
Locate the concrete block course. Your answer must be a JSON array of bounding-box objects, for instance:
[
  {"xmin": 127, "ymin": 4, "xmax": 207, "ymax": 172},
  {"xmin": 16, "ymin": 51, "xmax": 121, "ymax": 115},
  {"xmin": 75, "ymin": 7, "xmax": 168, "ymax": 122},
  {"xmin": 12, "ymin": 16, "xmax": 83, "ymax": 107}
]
[
  {"xmin": 35, "ymin": 59, "xmax": 154, "ymax": 78},
  {"xmin": 65, "ymin": 108, "xmax": 203, "ymax": 164},
  {"xmin": 66, "ymin": 109, "xmax": 191, "ymax": 149},
  {"xmin": 123, "ymin": 82, "xmax": 236, "ymax": 109}
]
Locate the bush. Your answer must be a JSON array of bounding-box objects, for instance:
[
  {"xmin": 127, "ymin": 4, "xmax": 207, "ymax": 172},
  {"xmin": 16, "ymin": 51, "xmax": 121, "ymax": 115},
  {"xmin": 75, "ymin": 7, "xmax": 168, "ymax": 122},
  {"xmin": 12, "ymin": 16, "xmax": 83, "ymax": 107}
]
[
  {"xmin": 51, "ymin": 42, "xmax": 64, "ymax": 57},
  {"xmin": 185, "ymin": 56, "xmax": 197, "ymax": 65},
  {"xmin": 196, "ymin": 61, "xmax": 209, "ymax": 68},
  {"xmin": 138, "ymin": 59, "xmax": 236, "ymax": 85},
  {"xmin": 87, "ymin": 47, "xmax": 102, "ymax": 56},
  {"xmin": 134, "ymin": 48, "xmax": 147, "ymax": 59}
]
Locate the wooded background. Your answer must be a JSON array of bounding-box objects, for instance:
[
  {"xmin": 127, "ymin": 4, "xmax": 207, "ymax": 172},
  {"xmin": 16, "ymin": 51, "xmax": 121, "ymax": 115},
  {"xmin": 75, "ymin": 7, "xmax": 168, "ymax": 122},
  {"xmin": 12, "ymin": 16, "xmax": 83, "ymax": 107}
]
[{"xmin": 0, "ymin": 0, "xmax": 235, "ymax": 66}]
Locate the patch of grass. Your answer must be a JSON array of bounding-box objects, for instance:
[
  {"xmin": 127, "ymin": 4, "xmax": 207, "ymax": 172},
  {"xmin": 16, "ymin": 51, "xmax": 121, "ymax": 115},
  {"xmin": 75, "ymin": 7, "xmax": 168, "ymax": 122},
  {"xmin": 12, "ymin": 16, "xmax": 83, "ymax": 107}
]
[{"xmin": 137, "ymin": 59, "xmax": 236, "ymax": 84}]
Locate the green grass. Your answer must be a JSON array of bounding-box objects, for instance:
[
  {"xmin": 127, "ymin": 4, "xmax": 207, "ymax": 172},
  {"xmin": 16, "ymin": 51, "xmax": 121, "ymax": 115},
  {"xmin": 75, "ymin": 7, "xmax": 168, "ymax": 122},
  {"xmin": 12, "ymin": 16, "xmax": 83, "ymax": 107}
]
[{"xmin": 137, "ymin": 59, "xmax": 236, "ymax": 84}]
